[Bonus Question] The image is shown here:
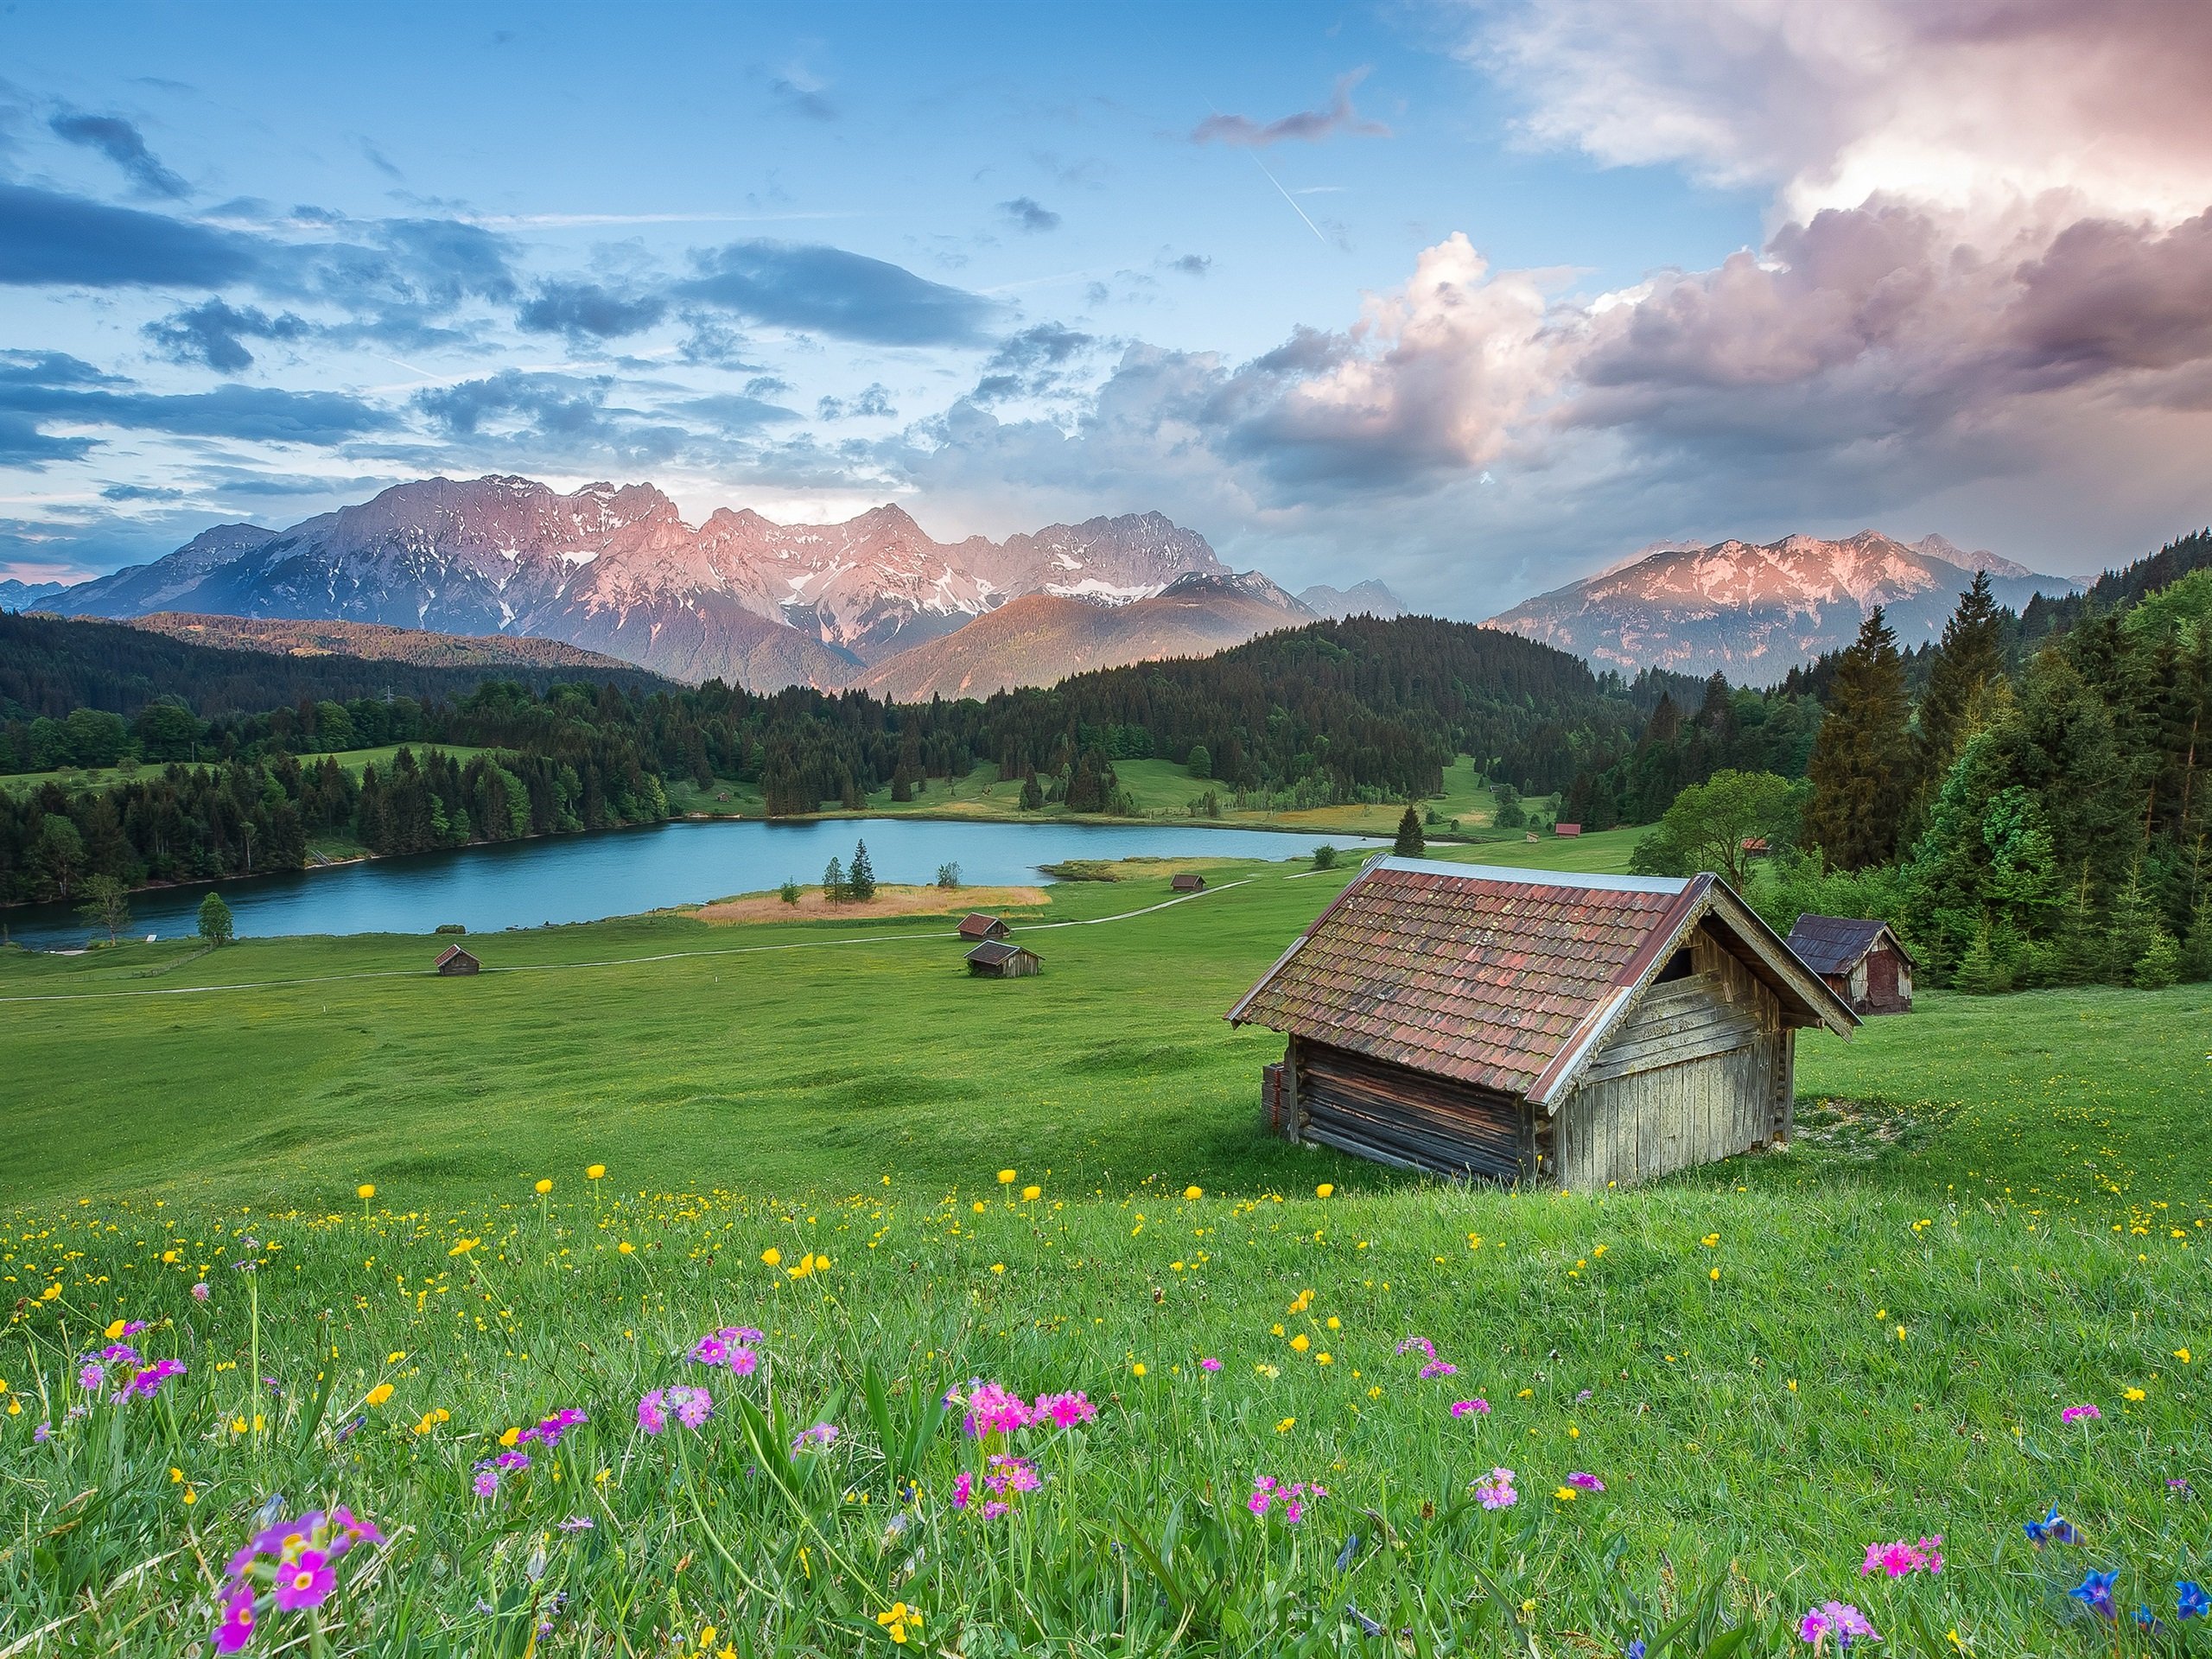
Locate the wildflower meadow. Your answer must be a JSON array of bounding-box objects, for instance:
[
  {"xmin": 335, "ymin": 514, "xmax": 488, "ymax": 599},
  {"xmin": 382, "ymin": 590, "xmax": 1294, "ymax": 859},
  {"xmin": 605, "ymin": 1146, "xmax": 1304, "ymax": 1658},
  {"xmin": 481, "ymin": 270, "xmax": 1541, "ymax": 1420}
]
[{"xmin": 2, "ymin": 868, "xmax": 2207, "ymax": 1652}]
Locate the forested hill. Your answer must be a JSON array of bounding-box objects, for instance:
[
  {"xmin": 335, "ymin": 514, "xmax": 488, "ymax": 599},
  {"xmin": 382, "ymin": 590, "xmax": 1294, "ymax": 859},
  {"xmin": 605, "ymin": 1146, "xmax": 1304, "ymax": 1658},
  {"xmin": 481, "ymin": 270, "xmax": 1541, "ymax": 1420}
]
[{"xmin": 0, "ymin": 612, "xmax": 677, "ymax": 723}]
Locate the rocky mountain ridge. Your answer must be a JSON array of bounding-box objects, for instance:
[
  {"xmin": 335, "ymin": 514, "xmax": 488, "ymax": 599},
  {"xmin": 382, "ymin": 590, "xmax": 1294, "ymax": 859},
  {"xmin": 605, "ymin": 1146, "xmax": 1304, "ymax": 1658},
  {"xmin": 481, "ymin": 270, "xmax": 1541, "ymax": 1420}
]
[
  {"xmin": 9, "ymin": 476, "xmax": 1331, "ymax": 693},
  {"xmin": 1486, "ymin": 529, "xmax": 2080, "ymax": 680}
]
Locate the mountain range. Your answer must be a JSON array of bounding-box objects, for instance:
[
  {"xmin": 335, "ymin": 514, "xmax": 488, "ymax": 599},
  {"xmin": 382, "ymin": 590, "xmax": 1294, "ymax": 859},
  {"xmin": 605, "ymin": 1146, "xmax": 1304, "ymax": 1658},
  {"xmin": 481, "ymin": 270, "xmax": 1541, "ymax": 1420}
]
[
  {"xmin": 0, "ymin": 476, "xmax": 1403, "ymax": 697},
  {"xmin": 1486, "ymin": 531, "xmax": 2081, "ymax": 680}
]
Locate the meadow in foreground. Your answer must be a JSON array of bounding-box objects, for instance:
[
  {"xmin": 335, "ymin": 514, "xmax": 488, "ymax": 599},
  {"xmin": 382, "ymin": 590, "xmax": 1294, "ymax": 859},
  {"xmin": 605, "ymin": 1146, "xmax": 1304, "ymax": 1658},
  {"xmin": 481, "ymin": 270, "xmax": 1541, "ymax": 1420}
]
[{"xmin": 3, "ymin": 863, "xmax": 2209, "ymax": 1653}]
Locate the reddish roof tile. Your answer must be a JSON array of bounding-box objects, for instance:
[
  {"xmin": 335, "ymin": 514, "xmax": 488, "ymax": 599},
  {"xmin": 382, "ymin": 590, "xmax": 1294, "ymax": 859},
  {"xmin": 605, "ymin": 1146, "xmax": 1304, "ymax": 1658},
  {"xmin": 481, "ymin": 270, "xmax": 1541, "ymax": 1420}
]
[{"xmin": 1230, "ymin": 861, "xmax": 1701, "ymax": 1097}]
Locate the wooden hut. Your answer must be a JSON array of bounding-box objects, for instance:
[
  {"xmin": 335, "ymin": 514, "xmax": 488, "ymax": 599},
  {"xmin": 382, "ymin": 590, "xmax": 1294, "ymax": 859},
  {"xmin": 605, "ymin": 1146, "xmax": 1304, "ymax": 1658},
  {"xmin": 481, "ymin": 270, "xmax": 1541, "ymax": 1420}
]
[
  {"xmin": 966, "ymin": 939, "xmax": 1041, "ymax": 978},
  {"xmin": 957, "ymin": 912, "xmax": 1010, "ymax": 943},
  {"xmin": 1784, "ymin": 915, "xmax": 1914, "ymax": 1014},
  {"xmin": 1172, "ymin": 873, "xmax": 1207, "ymax": 892},
  {"xmin": 1554, "ymin": 823, "xmax": 1582, "ymax": 838},
  {"xmin": 1228, "ymin": 856, "xmax": 1855, "ymax": 1190},
  {"xmin": 434, "ymin": 944, "xmax": 480, "ymax": 976}
]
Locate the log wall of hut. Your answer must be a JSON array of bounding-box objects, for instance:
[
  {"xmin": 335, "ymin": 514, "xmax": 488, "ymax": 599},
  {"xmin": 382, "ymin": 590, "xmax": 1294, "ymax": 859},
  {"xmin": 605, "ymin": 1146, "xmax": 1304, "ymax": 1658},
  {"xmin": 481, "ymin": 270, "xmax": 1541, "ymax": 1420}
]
[
  {"xmin": 1289, "ymin": 1038, "xmax": 1531, "ymax": 1181},
  {"xmin": 1551, "ymin": 925, "xmax": 1793, "ymax": 1190}
]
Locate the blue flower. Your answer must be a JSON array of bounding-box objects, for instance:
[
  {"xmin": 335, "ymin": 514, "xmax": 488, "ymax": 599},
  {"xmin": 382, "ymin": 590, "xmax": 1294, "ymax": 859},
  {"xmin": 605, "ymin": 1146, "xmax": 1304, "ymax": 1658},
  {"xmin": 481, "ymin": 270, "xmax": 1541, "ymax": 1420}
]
[
  {"xmin": 2069, "ymin": 1570, "xmax": 2119, "ymax": 1618},
  {"xmin": 1627, "ymin": 1643, "xmax": 1647, "ymax": 1659},
  {"xmin": 2178, "ymin": 1581, "xmax": 2210, "ymax": 1619},
  {"xmin": 2024, "ymin": 1505, "xmax": 2080, "ymax": 1546}
]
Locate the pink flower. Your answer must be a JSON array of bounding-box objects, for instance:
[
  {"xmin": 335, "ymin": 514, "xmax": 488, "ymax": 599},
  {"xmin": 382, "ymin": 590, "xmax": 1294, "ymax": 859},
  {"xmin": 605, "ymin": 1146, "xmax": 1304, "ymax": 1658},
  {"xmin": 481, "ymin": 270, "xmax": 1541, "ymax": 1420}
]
[
  {"xmin": 190, "ymin": 1282, "xmax": 211, "ymax": 1301},
  {"xmin": 273, "ymin": 1548, "xmax": 336, "ymax": 1611},
  {"xmin": 982, "ymin": 1500, "xmax": 1010, "ymax": 1520},
  {"xmin": 1395, "ymin": 1336, "xmax": 1436, "ymax": 1359},
  {"xmin": 121, "ymin": 1358, "xmax": 186, "ymax": 1402},
  {"xmin": 77, "ymin": 1363, "xmax": 106, "ymax": 1392},
  {"xmin": 1418, "ymin": 1360, "xmax": 1458, "ymax": 1380},
  {"xmin": 791, "ymin": 1421, "xmax": 837, "ymax": 1452},
  {"xmin": 1450, "ymin": 1399, "xmax": 1490, "ymax": 1418},
  {"xmin": 1249, "ymin": 1475, "xmax": 1276, "ymax": 1516},
  {"xmin": 1200, "ymin": 1357, "xmax": 1223, "ymax": 1371},
  {"xmin": 518, "ymin": 1408, "xmax": 587, "ymax": 1446},
  {"xmin": 951, "ymin": 1471, "xmax": 973, "ymax": 1510},
  {"xmin": 2062, "ymin": 1404, "xmax": 2101, "ymax": 1425},
  {"xmin": 1033, "ymin": 1389, "xmax": 1097, "ymax": 1428},
  {"xmin": 962, "ymin": 1381, "xmax": 1032, "ymax": 1438},
  {"xmin": 1566, "ymin": 1471, "xmax": 1605, "ymax": 1492},
  {"xmin": 473, "ymin": 1470, "xmax": 499, "ymax": 1498},
  {"xmin": 1473, "ymin": 1467, "xmax": 1518, "ymax": 1510},
  {"xmin": 1800, "ymin": 1601, "xmax": 1878, "ymax": 1650},
  {"xmin": 1859, "ymin": 1538, "xmax": 1941, "ymax": 1579},
  {"xmin": 636, "ymin": 1393, "xmax": 669, "ymax": 1435},
  {"xmin": 728, "ymin": 1346, "xmax": 760, "ymax": 1377},
  {"xmin": 984, "ymin": 1453, "xmax": 1039, "ymax": 1496},
  {"xmin": 212, "ymin": 1583, "xmax": 256, "ymax": 1653}
]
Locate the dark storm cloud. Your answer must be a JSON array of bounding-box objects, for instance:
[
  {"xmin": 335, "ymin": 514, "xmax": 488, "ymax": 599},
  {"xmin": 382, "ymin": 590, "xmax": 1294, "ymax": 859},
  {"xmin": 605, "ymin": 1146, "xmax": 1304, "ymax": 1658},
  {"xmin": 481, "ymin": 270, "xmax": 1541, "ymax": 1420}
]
[
  {"xmin": 999, "ymin": 196, "xmax": 1061, "ymax": 234},
  {"xmin": 48, "ymin": 110, "xmax": 189, "ymax": 198},
  {"xmin": 143, "ymin": 299, "xmax": 311, "ymax": 372},
  {"xmin": 516, "ymin": 280, "xmax": 671, "ymax": 342},
  {"xmin": 0, "ymin": 182, "xmax": 258, "ymax": 288},
  {"xmin": 677, "ymin": 239, "xmax": 999, "ymax": 346}
]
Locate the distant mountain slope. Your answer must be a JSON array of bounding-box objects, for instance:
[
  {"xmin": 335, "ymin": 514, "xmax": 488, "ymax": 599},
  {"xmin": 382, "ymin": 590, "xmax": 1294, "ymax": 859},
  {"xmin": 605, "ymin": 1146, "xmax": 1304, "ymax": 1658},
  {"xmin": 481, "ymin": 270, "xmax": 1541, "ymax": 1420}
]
[
  {"xmin": 0, "ymin": 612, "xmax": 672, "ymax": 722},
  {"xmin": 855, "ymin": 574, "xmax": 1313, "ymax": 701},
  {"xmin": 1297, "ymin": 579, "xmax": 1404, "ymax": 620},
  {"xmin": 126, "ymin": 613, "xmax": 647, "ymax": 673},
  {"xmin": 23, "ymin": 476, "xmax": 1269, "ymax": 693},
  {"xmin": 1487, "ymin": 530, "xmax": 2081, "ymax": 680}
]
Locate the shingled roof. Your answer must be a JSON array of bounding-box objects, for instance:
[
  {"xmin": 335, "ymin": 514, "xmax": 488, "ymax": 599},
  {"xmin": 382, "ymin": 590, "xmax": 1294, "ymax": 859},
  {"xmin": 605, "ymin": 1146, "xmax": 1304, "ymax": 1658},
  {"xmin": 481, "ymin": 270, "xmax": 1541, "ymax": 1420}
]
[
  {"xmin": 1228, "ymin": 856, "xmax": 1853, "ymax": 1105},
  {"xmin": 1785, "ymin": 914, "xmax": 1914, "ymax": 976}
]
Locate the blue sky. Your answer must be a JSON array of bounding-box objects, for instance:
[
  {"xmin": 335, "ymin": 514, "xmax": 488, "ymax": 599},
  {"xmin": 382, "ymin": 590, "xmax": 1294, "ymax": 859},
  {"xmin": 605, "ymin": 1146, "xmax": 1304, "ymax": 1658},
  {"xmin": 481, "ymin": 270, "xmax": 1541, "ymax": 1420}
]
[{"xmin": 3, "ymin": 0, "xmax": 2209, "ymax": 612}]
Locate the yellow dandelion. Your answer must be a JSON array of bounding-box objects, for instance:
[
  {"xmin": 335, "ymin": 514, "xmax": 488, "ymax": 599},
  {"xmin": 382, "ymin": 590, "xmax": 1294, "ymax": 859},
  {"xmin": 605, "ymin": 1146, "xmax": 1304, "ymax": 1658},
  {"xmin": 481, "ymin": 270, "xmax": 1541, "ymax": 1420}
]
[
  {"xmin": 357, "ymin": 1184, "xmax": 376, "ymax": 1200},
  {"xmin": 1021, "ymin": 1185, "xmax": 1041, "ymax": 1201},
  {"xmin": 997, "ymin": 1169, "xmax": 1017, "ymax": 1185},
  {"xmin": 1315, "ymin": 1184, "xmax": 1333, "ymax": 1198},
  {"xmin": 535, "ymin": 1179, "xmax": 553, "ymax": 1195},
  {"xmin": 1184, "ymin": 1185, "xmax": 1203, "ymax": 1200},
  {"xmin": 1274, "ymin": 1416, "xmax": 1295, "ymax": 1433},
  {"xmin": 761, "ymin": 1247, "xmax": 781, "ymax": 1266},
  {"xmin": 365, "ymin": 1383, "xmax": 393, "ymax": 1407}
]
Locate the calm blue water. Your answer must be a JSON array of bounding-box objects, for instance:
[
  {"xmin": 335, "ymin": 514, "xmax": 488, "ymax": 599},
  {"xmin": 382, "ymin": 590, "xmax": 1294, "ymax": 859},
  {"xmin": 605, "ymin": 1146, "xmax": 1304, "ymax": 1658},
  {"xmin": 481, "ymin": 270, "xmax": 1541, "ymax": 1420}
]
[{"xmin": 3, "ymin": 818, "xmax": 1381, "ymax": 949}]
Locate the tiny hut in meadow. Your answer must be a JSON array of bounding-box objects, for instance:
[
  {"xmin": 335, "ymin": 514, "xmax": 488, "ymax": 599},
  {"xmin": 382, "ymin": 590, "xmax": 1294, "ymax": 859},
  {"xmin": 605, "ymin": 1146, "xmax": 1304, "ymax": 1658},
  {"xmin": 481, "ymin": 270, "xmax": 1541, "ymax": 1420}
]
[
  {"xmin": 1172, "ymin": 873, "xmax": 1207, "ymax": 892},
  {"xmin": 1784, "ymin": 915, "xmax": 1914, "ymax": 1014},
  {"xmin": 966, "ymin": 939, "xmax": 1041, "ymax": 978},
  {"xmin": 434, "ymin": 944, "xmax": 480, "ymax": 976},
  {"xmin": 957, "ymin": 913, "xmax": 1010, "ymax": 943},
  {"xmin": 1229, "ymin": 856, "xmax": 1855, "ymax": 1189}
]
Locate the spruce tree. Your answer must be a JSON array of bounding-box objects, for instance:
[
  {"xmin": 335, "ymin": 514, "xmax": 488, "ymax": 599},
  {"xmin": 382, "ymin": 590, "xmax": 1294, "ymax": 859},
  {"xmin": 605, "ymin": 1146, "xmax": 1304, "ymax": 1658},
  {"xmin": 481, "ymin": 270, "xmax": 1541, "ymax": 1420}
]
[
  {"xmin": 2134, "ymin": 926, "xmax": 2181, "ymax": 988},
  {"xmin": 2106, "ymin": 861, "xmax": 2158, "ymax": 984},
  {"xmin": 848, "ymin": 839, "xmax": 876, "ymax": 901},
  {"xmin": 1918, "ymin": 571, "xmax": 2005, "ymax": 776},
  {"xmin": 1394, "ymin": 805, "xmax": 1425, "ymax": 856},
  {"xmin": 2180, "ymin": 895, "xmax": 2212, "ymax": 982},
  {"xmin": 1953, "ymin": 921, "xmax": 2002, "ymax": 995},
  {"xmin": 823, "ymin": 856, "xmax": 844, "ymax": 901},
  {"xmin": 1804, "ymin": 607, "xmax": 1916, "ymax": 870}
]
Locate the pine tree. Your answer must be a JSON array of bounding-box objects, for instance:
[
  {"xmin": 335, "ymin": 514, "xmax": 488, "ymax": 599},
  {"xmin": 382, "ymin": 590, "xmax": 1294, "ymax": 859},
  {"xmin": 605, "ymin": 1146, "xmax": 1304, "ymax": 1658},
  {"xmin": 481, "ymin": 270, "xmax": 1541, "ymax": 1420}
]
[
  {"xmin": 1953, "ymin": 921, "xmax": 2003, "ymax": 995},
  {"xmin": 848, "ymin": 839, "xmax": 876, "ymax": 901},
  {"xmin": 2133, "ymin": 925, "xmax": 2181, "ymax": 988},
  {"xmin": 1804, "ymin": 607, "xmax": 1916, "ymax": 870},
  {"xmin": 1394, "ymin": 805, "xmax": 1425, "ymax": 856},
  {"xmin": 2106, "ymin": 860, "xmax": 2158, "ymax": 985},
  {"xmin": 2180, "ymin": 895, "xmax": 2212, "ymax": 982},
  {"xmin": 823, "ymin": 856, "xmax": 844, "ymax": 901},
  {"xmin": 1019, "ymin": 776, "xmax": 1044, "ymax": 810},
  {"xmin": 1918, "ymin": 571, "xmax": 2005, "ymax": 776}
]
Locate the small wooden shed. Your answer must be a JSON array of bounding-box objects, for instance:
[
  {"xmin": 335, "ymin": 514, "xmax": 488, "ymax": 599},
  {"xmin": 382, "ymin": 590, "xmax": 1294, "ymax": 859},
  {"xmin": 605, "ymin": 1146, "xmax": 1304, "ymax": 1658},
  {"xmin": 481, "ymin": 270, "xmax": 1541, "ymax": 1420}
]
[
  {"xmin": 1554, "ymin": 823, "xmax": 1582, "ymax": 838},
  {"xmin": 434, "ymin": 944, "xmax": 480, "ymax": 976},
  {"xmin": 1172, "ymin": 873, "xmax": 1207, "ymax": 892},
  {"xmin": 1784, "ymin": 915, "xmax": 1914, "ymax": 1014},
  {"xmin": 1229, "ymin": 856, "xmax": 1856, "ymax": 1190},
  {"xmin": 966, "ymin": 939, "xmax": 1041, "ymax": 977},
  {"xmin": 957, "ymin": 912, "xmax": 1010, "ymax": 943}
]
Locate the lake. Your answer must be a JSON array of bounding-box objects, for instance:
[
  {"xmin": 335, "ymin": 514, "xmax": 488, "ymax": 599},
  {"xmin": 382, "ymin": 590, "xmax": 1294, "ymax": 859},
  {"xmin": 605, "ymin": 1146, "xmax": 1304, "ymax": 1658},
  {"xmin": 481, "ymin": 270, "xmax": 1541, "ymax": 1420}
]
[{"xmin": 2, "ymin": 817, "xmax": 1382, "ymax": 950}]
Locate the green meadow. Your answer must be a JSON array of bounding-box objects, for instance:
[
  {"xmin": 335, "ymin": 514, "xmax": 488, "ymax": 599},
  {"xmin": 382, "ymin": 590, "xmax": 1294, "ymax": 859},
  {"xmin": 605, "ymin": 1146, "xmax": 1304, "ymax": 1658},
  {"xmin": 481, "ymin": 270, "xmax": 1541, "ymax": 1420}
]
[{"xmin": 3, "ymin": 853, "xmax": 2208, "ymax": 1655}]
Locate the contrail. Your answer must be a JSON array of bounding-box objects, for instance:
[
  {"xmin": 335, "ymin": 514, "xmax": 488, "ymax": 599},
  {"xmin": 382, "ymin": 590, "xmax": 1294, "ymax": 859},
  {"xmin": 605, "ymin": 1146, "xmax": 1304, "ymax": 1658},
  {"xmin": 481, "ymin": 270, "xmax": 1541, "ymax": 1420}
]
[{"xmin": 1243, "ymin": 145, "xmax": 1331, "ymax": 245}]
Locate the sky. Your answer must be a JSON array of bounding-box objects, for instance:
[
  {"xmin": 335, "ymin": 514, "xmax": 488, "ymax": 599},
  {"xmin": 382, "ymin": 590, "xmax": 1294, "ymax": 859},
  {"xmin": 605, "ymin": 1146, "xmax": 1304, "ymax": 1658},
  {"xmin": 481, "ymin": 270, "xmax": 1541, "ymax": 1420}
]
[{"xmin": 3, "ymin": 0, "xmax": 2209, "ymax": 616}]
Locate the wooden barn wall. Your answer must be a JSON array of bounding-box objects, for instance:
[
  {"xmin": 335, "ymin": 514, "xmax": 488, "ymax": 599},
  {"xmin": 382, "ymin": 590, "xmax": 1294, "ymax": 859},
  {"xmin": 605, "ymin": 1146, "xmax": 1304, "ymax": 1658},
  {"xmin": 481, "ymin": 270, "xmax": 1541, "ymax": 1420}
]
[
  {"xmin": 1294, "ymin": 1040, "xmax": 1529, "ymax": 1182},
  {"xmin": 1552, "ymin": 926, "xmax": 1791, "ymax": 1191}
]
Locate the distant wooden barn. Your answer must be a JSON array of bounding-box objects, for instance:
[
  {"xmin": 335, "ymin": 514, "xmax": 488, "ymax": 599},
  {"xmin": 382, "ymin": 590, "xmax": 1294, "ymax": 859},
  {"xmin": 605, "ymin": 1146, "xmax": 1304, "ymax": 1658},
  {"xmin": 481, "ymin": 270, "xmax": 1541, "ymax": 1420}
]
[
  {"xmin": 1785, "ymin": 915, "xmax": 1914, "ymax": 1014},
  {"xmin": 966, "ymin": 939, "xmax": 1041, "ymax": 978},
  {"xmin": 1172, "ymin": 873, "xmax": 1207, "ymax": 892},
  {"xmin": 957, "ymin": 912, "xmax": 1010, "ymax": 942},
  {"xmin": 434, "ymin": 944, "xmax": 480, "ymax": 976},
  {"xmin": 1229, "ymin": 856, "xmax": 1856, "ymax": 1190},
  {"xmin": 1554, "ymin": 823, "xmax": 1582, "ymax": 838}
]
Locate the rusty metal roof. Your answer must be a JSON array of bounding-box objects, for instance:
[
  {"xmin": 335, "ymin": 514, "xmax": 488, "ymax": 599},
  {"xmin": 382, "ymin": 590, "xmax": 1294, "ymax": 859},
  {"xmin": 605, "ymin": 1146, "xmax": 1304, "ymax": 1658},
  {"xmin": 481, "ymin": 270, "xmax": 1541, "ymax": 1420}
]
[
  {"xmin": 1229, "ymin": 855, "xmax": 1852, "ymax": 1103},
  {"xmin": 957, "ymin": 912, "xmax": 1006, "ymax": 938},
  {"xmin": 1786, "ymin": 913, "xmax": 1913, "ymax": 974}
]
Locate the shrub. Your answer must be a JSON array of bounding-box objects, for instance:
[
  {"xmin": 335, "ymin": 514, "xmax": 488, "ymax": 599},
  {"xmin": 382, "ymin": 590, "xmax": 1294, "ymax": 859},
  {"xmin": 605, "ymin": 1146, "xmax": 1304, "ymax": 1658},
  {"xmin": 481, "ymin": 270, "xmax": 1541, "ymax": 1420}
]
[
  {"xmin": 196, "ymin": 891, "xmax": 233, "ymax": 947},
  {"xmin": 936, "ymin": 862, "xmax": 962, "ymax": 890},
  {"xmin": 1312, "ymin": 845, "xmax": 1339, "ymax": 871},
  {"xmin": 779, "ymin": 879, "xmax": 801, "ymax": 906}
]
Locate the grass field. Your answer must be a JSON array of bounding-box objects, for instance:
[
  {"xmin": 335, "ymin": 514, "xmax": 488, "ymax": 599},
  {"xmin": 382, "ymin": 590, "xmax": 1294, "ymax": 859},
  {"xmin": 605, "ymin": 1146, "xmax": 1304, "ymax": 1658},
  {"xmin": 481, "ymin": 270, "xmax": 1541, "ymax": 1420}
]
[{"xmin": 3, "ymin": 854, "xmax": 2207, "ymax": 1655}]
